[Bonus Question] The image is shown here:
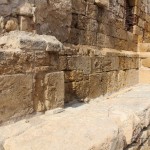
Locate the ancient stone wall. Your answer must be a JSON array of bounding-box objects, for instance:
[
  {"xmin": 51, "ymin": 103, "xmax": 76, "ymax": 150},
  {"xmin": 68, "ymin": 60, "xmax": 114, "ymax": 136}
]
[
  {"xmin": 0, "ymin": 0, "xmax": 150, "ymax": 123},
  {"xmin": 0, "ymin": 0, "xmax": 72, "ymax": 42}
]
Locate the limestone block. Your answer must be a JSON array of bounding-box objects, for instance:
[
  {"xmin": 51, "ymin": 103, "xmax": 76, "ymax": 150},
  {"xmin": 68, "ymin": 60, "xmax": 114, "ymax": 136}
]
[
  {"xmin": 0, "ymin": 0, "xmax": 8, "ymax": 4},
  {"xmin": 43, "ymin": 35, "xmax": 63, "ymax": 52},
  {"xmin": 44, "ymin": 72, "xmax": 64, "ymax": 110},
  {"xmin": 91, "ymin": 57, "xmax": 103, "ymax": 73},
  {"xmin": 0, "ymin": 31, "xmax": 63, "ymax": 52},
  {"xmin": 142, "ymin": 58, "xmax": 150, "ymax": 68},
  {"xmin": 35, "ymin": 0, "xmax": 72, "ymax": 42},
  {"xmin": 72, "ymin": 0, "xmax": 86, "ymax": 15},
  {"xmin": 65, "ymin": 71, "xmax": 83, "ymax": 82},
  {"xmin": 18, "ymin": 2, "xmax": 33, "ymax": 17},
  {"xmin": 95, "ymin": 0, "xmax": 109, "ymax": 7},
  {"xmin": 67, "ymin": 56, "xmax": 91, "ymax": 74},
  {"xmin": 0, "ymin": 5, "xmax": 11, "ymax": 16},
  {"xmin": 19, "ymin": 16, "xmax": 34, "ymax": 32},
  {"xmin": 5, "ymin": 18, "xmax": 19, "ymax": 32},
  {"xmin": 0, "ymin": 74, "xmax": 33, "ymax": 123},
  {"xmin": 72, "ymin": 81, "xmax": 90, "ymax": 100},
  {"xmin": 125, "ymin": 69, "xmax": 139, "ymax": 87},
  {"xmin": 104, "ymin": 71, "xmax": 118, "ymax": 94},
  {"xmin": 117, "ymin": 70, "xmax": 126, "ymax": 89},
  {"xmin": 119, "ymin": 56, "xmax": 132, "ymax": 70},
  {"xmin": 89, "ymin": 73, "xmax": 103, "ymax": 98},
  {"xmin": 103, "ymin": 56, "xmax": 119, "ymax": 71},
  {"xmin": 76, "ymin": 56, "xmax": 91, "ymax": 74}
]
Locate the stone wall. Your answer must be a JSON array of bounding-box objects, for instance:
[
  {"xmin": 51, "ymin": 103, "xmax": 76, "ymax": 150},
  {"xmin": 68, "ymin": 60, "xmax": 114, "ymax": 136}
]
[
  {"xmin": 0, "ymin": 0, "xmax": 72, "ymax": 42},
  {"xmin": 0, "ymin": 0, "xmax": 150, "ymax": 123},
  {"xmin": 61, "ymin": 45, "xmax": 139, "ymax": 103},
  {"xmin": 0, "ymin": 0, "xmax": 150, "ymax": 49},
  {"xmin": 0, "ymin": 31, "xmax": 65, "ymax": 123}
]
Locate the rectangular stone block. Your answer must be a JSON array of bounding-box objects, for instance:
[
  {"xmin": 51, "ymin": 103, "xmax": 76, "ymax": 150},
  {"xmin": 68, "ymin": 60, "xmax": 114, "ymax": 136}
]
[
  {"xmin": 0, "ymin": 74, "xmax": 33, "ymax": 123},
  {"xmin": 125, "ymin": 69, "xmax": 139, "ymax": 87},
  {"xmin": 138, "ymin": 43, "xmax": 150, "ymax": 52},
  {"xmin": 44, "ymin": 72, "xmax": 64, "ymax": 110},
  {"xmin": 103, "ymin": 56, "xmax": 119, "ymax": 71},
  {"xmin": 89, "ymin": 73, "xmax": 103, "ymax": 98},
  {"xmin": 102, "ymin": 71, "xmax": 118, "ymax": 94}
]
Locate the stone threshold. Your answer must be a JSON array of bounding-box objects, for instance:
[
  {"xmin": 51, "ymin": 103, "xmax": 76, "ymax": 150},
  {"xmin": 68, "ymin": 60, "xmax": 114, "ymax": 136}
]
[{"xmin": 0, "ymin": 84, "xmax": 150, "ymax": 150}]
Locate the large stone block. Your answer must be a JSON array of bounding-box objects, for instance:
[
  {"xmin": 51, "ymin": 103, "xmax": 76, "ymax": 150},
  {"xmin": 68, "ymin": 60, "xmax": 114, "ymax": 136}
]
[
  {"xmin": 44, "ymin": 72, "xmax": 64, "ymax": 110},
  {"xmin": 103, "ymin": 56, "xmax": 119, "ymax": 71},
  {"xmin": 34, "ymin": 72, "xmax": 64, "ymax": 111},
  {"xmin": 138, "ymin": 43, "xmax": 150, "ymax": 52},
  {"xmin": 125, "ymin": 69, "xmax": 139, "ymax": 87},
  {"xmin": 95, "ymin": 0, "xmax": 109, "ymax": 7},
  {"xmin": 35, "ymin": 0, "xmax": 72, "ymax": 42},
  {"xmin": 89, "ymin": 73, "xmax": 103, "ymax": 98},
  {"xmin": 142, "ymin": 58, "xmax": 150, "ymax": 68},
  {"xmin": 0, "ymin": 31, "xmax": 63, "ymax": 52},
  {"xmin": 0, "ymin": 74, "xmax": 33, "ymax": 123}
]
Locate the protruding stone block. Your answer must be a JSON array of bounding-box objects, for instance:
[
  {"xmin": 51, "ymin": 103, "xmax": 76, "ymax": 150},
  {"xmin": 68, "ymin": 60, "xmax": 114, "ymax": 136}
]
[
  {"xmin": 0, "ymin": 31, "xmax": 63, "ymax": 52},
  {"xmin": 0, "ymin": 74, "xmax": 33, "ymax": 123},
  {"xmin": 44, "ymin": 72, "xmax": 64, "ymax": 110}
]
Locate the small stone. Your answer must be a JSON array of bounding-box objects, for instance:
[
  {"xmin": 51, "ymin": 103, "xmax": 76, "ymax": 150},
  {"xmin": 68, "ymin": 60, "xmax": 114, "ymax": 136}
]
[
  {"xmin": 45, "ymin": 108, "xmax": 65, "ymax": 115},
  {"xmin": 5, "ymin": 18, "xmax": 18, "ymax": 32}
]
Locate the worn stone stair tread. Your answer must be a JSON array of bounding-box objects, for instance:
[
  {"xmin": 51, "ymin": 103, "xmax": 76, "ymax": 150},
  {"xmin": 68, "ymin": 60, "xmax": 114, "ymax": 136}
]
[{"xmin": 0, "ymin": 84, "xmax": 150, "ymax": 150}]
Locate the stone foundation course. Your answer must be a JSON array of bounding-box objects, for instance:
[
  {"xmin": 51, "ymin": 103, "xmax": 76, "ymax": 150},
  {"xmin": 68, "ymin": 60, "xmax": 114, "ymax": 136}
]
[{"xmin": 0, "ymin": 31, "xmax": 140, "ymax": 123}]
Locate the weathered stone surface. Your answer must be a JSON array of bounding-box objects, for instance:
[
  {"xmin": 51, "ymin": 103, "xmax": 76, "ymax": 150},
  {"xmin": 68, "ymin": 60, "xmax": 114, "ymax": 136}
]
[
  {"xmin": 125, "ymin": 69, "xmax": 139, "ymax": 87},
  {"xmin": 142, "ymin": 58, "xmax": 150, "ymax": 68},
  {"xmin": 0, "ymin": 31, "xmax": 63, "ymax": 52},
  {"xmin": 35, "ymin": 0, "xmax": 72, "ymax": 42},
  {"xmin": 89, "ymin": 73, "xmax": 103, "ymax": 98},
  {"xmin": 0, "ymin": 85, "xmax": 150, "ymax": 150},
  {"xmin": 44, "ymin": 72, "xmax": 64, "ymax": 110},
  {"xmin": 138, "ymin": 43, "xmax": 150, "ymax": 52},
  {"xmin": 0, "ymin": 74, "xmax": 33, "ymax": 123},
  {"xmin": 0, "ymin": 0, "xmax": 8, "ymax": 5},
  {"xmin": 18, "ymin": 2, "xmax": 34, "ymax": 17},
  {"xmin": 5, "ymin": 18, "xmax": 19, "ymax": 32}
]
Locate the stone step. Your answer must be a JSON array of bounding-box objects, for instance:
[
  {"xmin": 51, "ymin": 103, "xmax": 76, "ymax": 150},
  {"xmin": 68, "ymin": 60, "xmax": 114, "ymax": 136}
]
[{"xmin": 0, "ymin": 84, "xmax": 150, "ymax": 150}]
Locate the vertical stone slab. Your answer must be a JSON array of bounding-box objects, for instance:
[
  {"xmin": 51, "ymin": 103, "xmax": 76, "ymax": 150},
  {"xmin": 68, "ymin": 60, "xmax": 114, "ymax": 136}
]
[
  {"xmin": 89, "ymin": 73, "xmax": 103, "ymax": 98},
  {"xmin": 0, "ymin": 74, "xmax": 33, "ymax": 123},
  {"xmin": 44, "ymin": 72, "xmax": 64, "ymax": 110},
  {"xmin": 125, "ymin": 69, "xmax": 139, "ymax": 87}
]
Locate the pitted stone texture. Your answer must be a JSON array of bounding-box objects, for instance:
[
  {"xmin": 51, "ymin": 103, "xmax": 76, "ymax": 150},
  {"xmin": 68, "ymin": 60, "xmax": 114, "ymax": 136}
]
[
  {"xmin": 0, "ymin": 85, "xmax": 150, "ymax": 150},
  {"xmin": 142, "ymin": 58, "xmax": 150, "ymax": 68},
  {"xmin": 0, "ymin": 74, "xmax": 33, "ymax": 123},
  {"xmin": 0, "ymin": 31, "xmax": 63, "ymax": 52},
  {"xmin": 44, "ymin": 72, "xmax": 64, "ymax": 110},
  {"xmin": 35, "ymin": 0, "xmax": 72, "ymax": 42}
]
